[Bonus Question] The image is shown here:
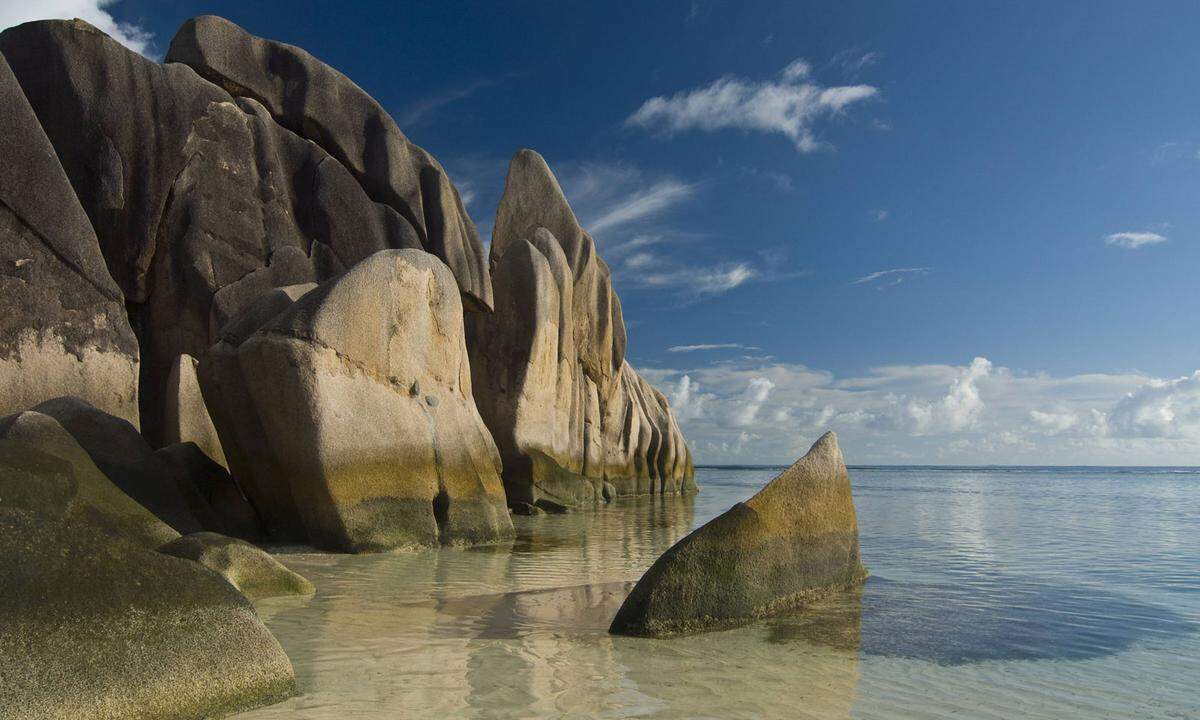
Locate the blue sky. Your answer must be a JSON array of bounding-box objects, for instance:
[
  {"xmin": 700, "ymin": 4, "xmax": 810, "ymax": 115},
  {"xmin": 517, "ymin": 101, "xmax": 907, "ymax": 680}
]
[{"xmin": 6, "ymin": 1, "xmax": 1200, "ymax": 464}]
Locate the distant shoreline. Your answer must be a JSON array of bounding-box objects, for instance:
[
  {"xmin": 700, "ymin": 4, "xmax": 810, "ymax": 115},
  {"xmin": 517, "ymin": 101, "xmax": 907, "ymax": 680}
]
[{"xmin": 696, "ymin": 464, "xmax": 1200, "ymax": 471}]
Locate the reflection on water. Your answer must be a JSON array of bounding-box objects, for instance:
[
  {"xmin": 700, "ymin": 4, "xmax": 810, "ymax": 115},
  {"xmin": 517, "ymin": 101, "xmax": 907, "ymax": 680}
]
[{"xmin": 239, "ymin": 467, "xmax": 1200, "ymax": 719}]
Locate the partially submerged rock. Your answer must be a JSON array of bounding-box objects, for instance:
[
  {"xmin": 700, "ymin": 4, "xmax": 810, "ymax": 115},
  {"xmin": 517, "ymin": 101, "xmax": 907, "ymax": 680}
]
[
  {"xmin": 467, "ymin": 150, "xmax": 694, "ymax": 508},
  {"xmin": 0, "ymin": 411, "xmax": 177, "ymax": 548},
  {"xmin": 0, "ymin": 52, "xmax": 139, "ymax": 426},
  {"xmin": 166, "ymin": 14, "xmax": 492, "ymax": 311},
  {"xmin": 0, "ymin": 509, "xmax": 295, "ymax": 719},
  {"xmin": 235, "ymin": 250, "xmax": 513, "ymax": 551},
  {"xmin": 609, "ymin": 432, "xmax": 866, "ymax": 637},
  {"xmin": 159, "ymin": 531, "xmax": 314, "ymax": 600}
]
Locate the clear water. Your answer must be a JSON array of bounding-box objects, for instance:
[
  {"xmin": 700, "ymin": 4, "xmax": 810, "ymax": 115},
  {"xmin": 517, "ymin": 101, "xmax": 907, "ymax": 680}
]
[{"xmin": 238, "ymin": 466, "xmax": 1200, "ymax": 719}]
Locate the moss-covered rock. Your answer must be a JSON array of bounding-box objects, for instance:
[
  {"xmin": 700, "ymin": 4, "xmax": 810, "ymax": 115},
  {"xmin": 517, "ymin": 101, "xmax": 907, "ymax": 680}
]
[
  {"xmin": 0, "ymin": 410, "xmax": 177, "ymax": 548},
  {"xmin": 610, "ymin": 432, "xmax": 867, "ymax": 637},
  {"xmin": 0, "ymin": 509, "xmax": 295, "ymax": 719},
  {"xmin": 159, "ymin": 531, "xmax": 314, "ymax": 600}
]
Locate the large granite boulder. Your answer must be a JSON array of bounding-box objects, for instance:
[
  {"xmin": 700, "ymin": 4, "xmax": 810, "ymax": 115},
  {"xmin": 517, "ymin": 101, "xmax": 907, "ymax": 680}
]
[
  {"xmin": 155, "ymin": 442, "xmax": 265, "ymax": 541},
  {"xmin": 159, "ymin": 531, "xmax": 314, "ymax": 600},
  {"xmin": 0, "ymin": 411, "xmax": 177, "ymax": 548},
  {"xmin": 467, "ymin": 150, "xmax": 694, "ymax": 508},
  {"xmin": 233, "ymin": 250, "xmax": 512, "ymax": 552},
  {"xmin": 0, "ymin": 52, "xmax": 139, "ymax": 426},
  {"xmin": 162, "ymin": 353, "xmax": 227, "ymax": 468},
  {"xmin": 609, "ymin": 432, "xmax": 866, "ymax": 637},
  {"xmin": 165, "ymin": 14, "xmax": 492, "ymax": 312},
  {"xmin": 0, "ymin": 19, "xmax": 458, "ymax": 440},
  {"xmin": 0, "ymin": 508, "xmax": 295, "ymax": 719},
  {"xmin": 197, "ymin": 283, "xmax": 317, "ymax": 541}
]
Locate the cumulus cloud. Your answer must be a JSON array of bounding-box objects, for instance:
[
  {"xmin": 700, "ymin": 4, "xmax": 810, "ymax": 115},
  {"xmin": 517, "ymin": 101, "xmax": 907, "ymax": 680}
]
[
  {"xmin": 641, "ymin": 355, "xmax": 1200, "ymax": 465},
  {"xmin": 0, "ymin": 0, "xmax": 153, "ymax": 55},
  {"xmin": 626, "ymin": 58, "xmax": 878, "ymax": 152},
  {"xmin": 1105, "ymin": 231, "xmax": 1167, "ymax": 249}
]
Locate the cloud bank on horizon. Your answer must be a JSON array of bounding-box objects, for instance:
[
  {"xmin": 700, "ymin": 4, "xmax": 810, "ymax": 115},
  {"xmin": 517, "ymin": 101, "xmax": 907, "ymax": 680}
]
[{"xmin": 641, "ymin": 356, "xmax": 1200, "ymax": 466}]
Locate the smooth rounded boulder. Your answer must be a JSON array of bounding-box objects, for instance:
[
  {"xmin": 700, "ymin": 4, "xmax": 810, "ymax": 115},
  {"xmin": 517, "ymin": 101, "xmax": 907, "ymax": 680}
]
[
  {"xmin": 159, "ymin": 532, "xmax": 314, "ymax": 600},
  {"xmin": 610, "ymin": 432, "xmax": 866, "ymax": 637},
  {"xmin": 236, "ymin": 249, "xmax": 513, "ymax": 552},
  {"xmin": 0, "ymin": 509, "xmax": 295, "ymax": 720}
]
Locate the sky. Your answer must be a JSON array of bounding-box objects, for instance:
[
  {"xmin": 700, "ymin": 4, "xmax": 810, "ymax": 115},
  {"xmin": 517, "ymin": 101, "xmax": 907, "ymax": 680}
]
[{"xmin": 5, "ymin": 0, "xmax": 1200, "ymax": 465}]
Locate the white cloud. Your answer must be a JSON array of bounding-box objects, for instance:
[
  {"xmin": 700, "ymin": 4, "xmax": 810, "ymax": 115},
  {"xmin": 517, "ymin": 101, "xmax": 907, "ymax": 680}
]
[
  {"xmin": 588, "ymin": 179, "xmax": 695, "ymax": 235},
  {"xmin": 667, "ymin": 343, "xmax": 762, "ymax": 353},
  {"xmin": 1105, "ymin": 231, "xmax": 1167, "ymax": 249},
  {"xmin": 868, "ymin": 208, "xmax": 889, "ymax": 222},
  {"xmin": 852, "ymin": 267, "xmax": 929, "ymax": 286},
  {"xmin": 0, "ymin": 0, "xmax": 152, "ymax": 55},
  {"xmin": 637, "ymin": 262, "xmax": 757, "ymax": 296},
  {"xmin": 626, "ymin": 57, "xmax": 878, "ymax": 152},
  {"xmin": 643, "ymin": 355, "xmax": 1200, "ymax": 465}
]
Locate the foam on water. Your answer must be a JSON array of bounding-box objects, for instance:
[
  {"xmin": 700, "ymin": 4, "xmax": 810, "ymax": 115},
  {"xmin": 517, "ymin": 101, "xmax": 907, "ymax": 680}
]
[{"xmin": 238, "ymin": 466, "xmax": 1200, "ymax": 719}]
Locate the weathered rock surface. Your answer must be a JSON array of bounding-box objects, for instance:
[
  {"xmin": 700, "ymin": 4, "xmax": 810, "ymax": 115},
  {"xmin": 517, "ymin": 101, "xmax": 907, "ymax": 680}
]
[
  {"xmin": 160, "ymin": 531, "xmax": 314, "ymax": 600},
  {"xmin": 0, "ymin": 18, "xmax": 465, "ymax": 441},
  {"xmin": 467, "ymin": 150, "xmax": 694, "ymax": 507},
  {"xmin": 166, "ymin": 14, "xmax": 492, "ymax": 311},
  {"xmin": 156, "ymin": 442, "xmax": 265, "ymax": 541},
  {"xmin": 198, "ymin": 283, "xmax": 317, "ymax": 541},
  {"xmin": 0, "ymin": 411, "xmax": 177, "ymax": 548},
  {"xmin": 0, "ymin": 508, "xmax": 295, "ymax": 719},
  {"xmin": 32, "ymin": 396, "xmax": 205, "ymax": 534},
  {"xmin": 163, "ymin": 353, "xmax": 227, "ymax": 468},
  {"xmin": 0, "ymin": 51, "xmax": 139, "ymax": 426},
  {"xmin": 609, "ymin": 432, "xmax": 866, "ymax": 637},
  {"xmin": 234, "ymin": 250, "xmax": 512, "ymax": 552}
]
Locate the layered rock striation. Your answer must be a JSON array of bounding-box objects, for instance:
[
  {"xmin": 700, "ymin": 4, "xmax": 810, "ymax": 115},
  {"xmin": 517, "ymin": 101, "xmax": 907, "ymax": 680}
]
[{"xmin": 467, "ymin": 150, "xmax": 694, "ymax": 508}]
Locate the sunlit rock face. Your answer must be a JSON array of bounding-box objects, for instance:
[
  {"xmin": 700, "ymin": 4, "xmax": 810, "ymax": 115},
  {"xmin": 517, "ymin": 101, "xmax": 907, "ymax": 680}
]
[
  {"xmin": 231, "ymin": 250, "xmax": 513, "ymax": 552},
  {"xmin": 467, "ymin": 150, "xmax": 694, "ymax": 509},
  {"xmin": 610, "ymin": 432, "xmax": 866, "ymax": 637},
  {"xmin": 0, "ymin": 52, "xmax": 139, "ymax": 426},
  {"xmin": 0, "ymin": 17, "xmax": 485, "ymax": 445}
]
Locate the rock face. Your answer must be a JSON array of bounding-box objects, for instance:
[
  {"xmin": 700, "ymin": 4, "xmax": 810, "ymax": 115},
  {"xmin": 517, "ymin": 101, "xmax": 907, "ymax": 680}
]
[
  {"xmin": 0, "ymin": 52, "xmax": 139, "ymax": 426},
  {"xmin": 0, "ymin": 411, "xmax": 178, "ymax": 548},
  {"xmin": 0, "ymin": 508, "xmax": 295, "ymax": 720},
  {"xmin": 609, "ymin": 432, "xmax": 866, "ymax": 637},
  {"xmin": 467, "ymin": 150, "xmax": 694, "ymax": 508},
  {"xmin": 162, "ymin": 354, "xmax": 227, "ymax": 468},
  {"xmin": 0, "ymin": 18, "xmax": 480, "ymax": 441},
  {"xmin": 165, "ymin": 15, "xmax": 491, "ymax": 312},
  {"xmin": 233, "ymin": 250, "xmax": 512, "ymax": 552},
  {"xmin": 155, "ymin": 442, "xmax": 265, "ymax": 541},
  {"xmin": 159, "ymin": 532, "xmax": 314, "ymax": 600}
]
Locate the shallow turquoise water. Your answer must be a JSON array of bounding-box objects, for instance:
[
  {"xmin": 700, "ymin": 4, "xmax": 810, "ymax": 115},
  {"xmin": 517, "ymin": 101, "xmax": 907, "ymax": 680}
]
[{"xmin": 240, "ymin": 466, "xmax": 1200, "ymax": 719}]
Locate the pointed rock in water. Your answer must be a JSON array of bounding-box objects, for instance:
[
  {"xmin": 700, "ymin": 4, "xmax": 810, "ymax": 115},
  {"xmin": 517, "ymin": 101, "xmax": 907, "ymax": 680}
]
[
  {"xmin": 0, "ymin": 508, "xmax": 295, "ymax": 719},
  {"xmin": 467, "ymin": 150, "xmax": 694, "ymax": 508},
  {"xmin": 0, "ymin": 52, "xmax": 139, "ymax": 426},
  {"xmin": 0, "ymin": 410, "xmax": 178, "ymax": 549},
  {"xmin": 159, "ymin": 532, "xmax": 314, "ymax": 600},
  {"xmin": 610, "ymin": 432, "xmax": 867, "ymax": 637},
  {"xmin": 166, "ymin": 14, "xmax": 492, "ymax": 311},
  {"xmin": 235, "ymin": 250, "xmax": 513, "ymax": 552},
  {"xmin": 0, "ymin": 19, "xmax": 435, "ymax": 440},
  {"xmin": 162, "ymin": 354, "xmax": 227, "ymax": 469}
]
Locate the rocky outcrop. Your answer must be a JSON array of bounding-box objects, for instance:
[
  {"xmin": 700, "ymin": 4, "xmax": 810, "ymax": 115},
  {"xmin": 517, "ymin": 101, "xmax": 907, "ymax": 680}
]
[
  {"xmin": 0, "ymin": 410, "xmax": 178, "ymax": 548},
  {"xmin": 467, "ymin": 150, "xmax": 694, "ymax": 508},
  {"xmin": 233, "ymin": 250, "xmax": 512, "ymax": 552},
  {"xmin": 162, "ymin": 354, "xmax": 226, "ymax": 468},
  {"xmin": 159, "ymin": 532, "xmax": 314, "ymax": 600},
  {"xmin": 0, "ymin": 18, "xmax": 473, "ymax": 442},
  {"xmin": 155, "ymin": 442, "xmax": 265, "ymax": 541},
  {"xmin": 609, "ymin": 432, "xmax": 866, "ymax": 637},
  {"xmin": 165, "ymin": 14, "xmax": 492, "ymax": 312},
  {"xmin": 0, "ymin": 508, "xmax": 295, "ymax": 720},
  {"xmin": 0, "ymin": 52, "xmax": 139, "ymax": 426}
]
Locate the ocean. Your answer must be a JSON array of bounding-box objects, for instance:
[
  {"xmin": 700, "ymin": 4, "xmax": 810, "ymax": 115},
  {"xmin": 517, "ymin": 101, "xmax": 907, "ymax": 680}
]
[{"xmin": 238, "ymin": 466, "xmax": 1200, "ymax": 718}]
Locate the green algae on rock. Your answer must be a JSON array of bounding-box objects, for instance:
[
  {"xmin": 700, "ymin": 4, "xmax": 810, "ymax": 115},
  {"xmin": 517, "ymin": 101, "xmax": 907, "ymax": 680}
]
[
  {"xmin": 159, "ymin": 531, "xmax": 314, "ymax": 600},
  {"xmin": 610, "ymin": 432, "xmax": 867, "ymax": 637},
  {"xmin": 0, "ymin": 509, "xmax": 295, "ymax": 720}
]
